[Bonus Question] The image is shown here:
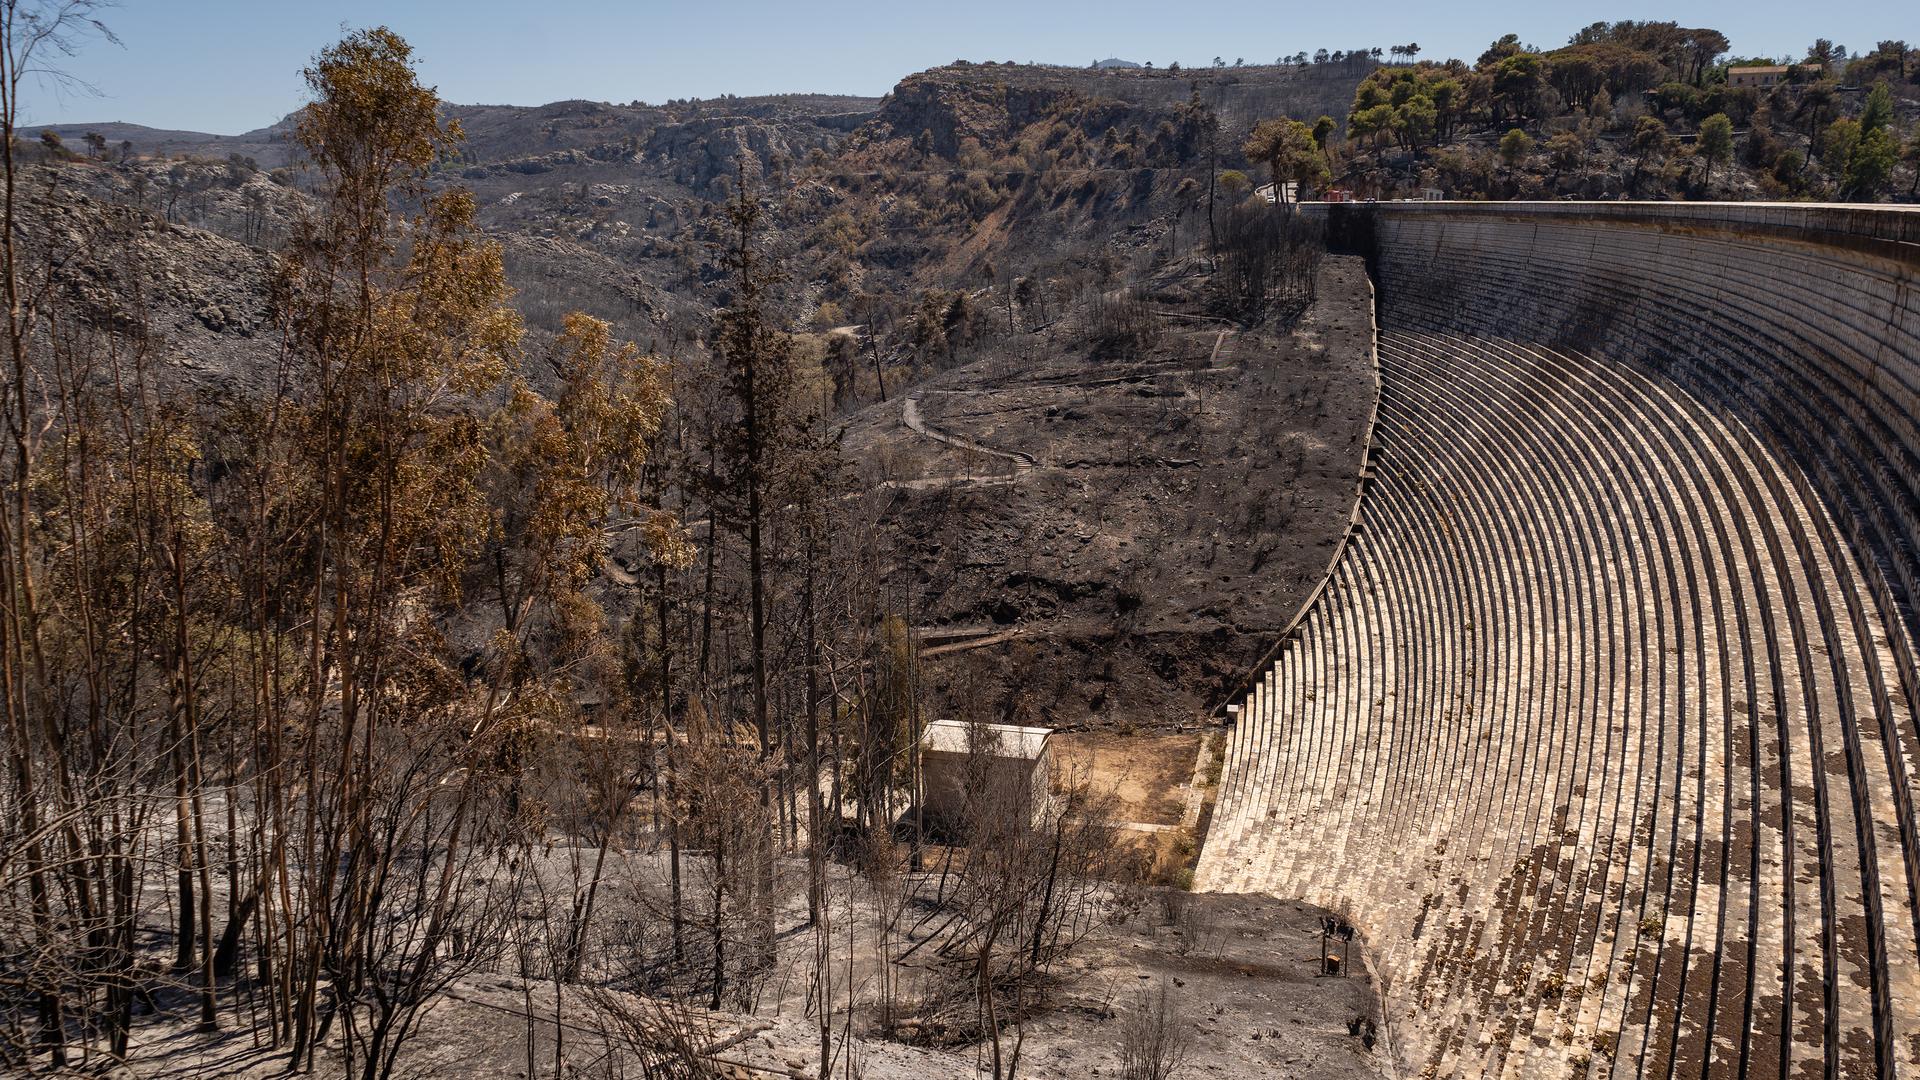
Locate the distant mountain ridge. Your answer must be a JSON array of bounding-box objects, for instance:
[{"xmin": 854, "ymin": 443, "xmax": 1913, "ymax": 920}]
[
  {"xmin": 37, "ymin": 93, "xmax": 884, "ymax": 168},
  {"xmin": 35, "ymin": 114, "xmax": 300, "ymax": 163}
]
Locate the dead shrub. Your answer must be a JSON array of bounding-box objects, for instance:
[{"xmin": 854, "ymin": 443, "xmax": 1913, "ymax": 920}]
[{"xmin": 1120, "ymin": 980, "xmax": 1194, "ymax": 1080}]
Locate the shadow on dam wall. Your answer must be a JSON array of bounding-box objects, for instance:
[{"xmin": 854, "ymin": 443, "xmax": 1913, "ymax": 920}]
[{"xmin": 1317, "ymin": 199, "xmax": 1920, "ymax": 653}]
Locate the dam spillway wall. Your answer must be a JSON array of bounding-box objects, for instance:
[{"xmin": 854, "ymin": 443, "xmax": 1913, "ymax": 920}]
[
  {"xmin": 1199, "ymin": 202, "xmax": 1920, "ymax": 1078},
  {"xmin": 1345, "ymin": 201, "xmax": 1920, "ymax": 708},
  {"xmin": 1351, "ymin": 199, "xmax": 1920, "ymax": 657}
]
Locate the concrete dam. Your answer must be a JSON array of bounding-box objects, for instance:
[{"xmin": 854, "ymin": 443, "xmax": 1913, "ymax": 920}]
[{"xmin": 1195, "ymin": 203, "xmax": 1920, "ymax": 1078}]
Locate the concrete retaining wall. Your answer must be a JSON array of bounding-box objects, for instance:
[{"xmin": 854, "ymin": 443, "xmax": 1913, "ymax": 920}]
[{"xmin": 1198, "ymin": 202, "xmax": 1920, "ymax": 1077}]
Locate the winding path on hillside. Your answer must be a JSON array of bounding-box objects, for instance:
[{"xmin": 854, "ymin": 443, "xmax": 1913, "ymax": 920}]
[
  {"xmin": 900, "ymin": 389, "xmax": 1037, "ymax": 476},
  {"xmin": 894, "ymin": 343, "xmax": 1238, "ymax": 488},
  {"xmin": 891, "ymin": 362, "xmax": 1221, "ymax": 657}
]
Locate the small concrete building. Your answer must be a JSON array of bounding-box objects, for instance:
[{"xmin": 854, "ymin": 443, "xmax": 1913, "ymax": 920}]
[{"xmin": 918, "ymin": 720, "xmax": 1054, "ymax": 835}]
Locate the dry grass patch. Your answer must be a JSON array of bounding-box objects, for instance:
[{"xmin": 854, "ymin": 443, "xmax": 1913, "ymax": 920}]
[{"xmin": 1050, "ymin": 732, "xmax": 1200, "ymax": 826}]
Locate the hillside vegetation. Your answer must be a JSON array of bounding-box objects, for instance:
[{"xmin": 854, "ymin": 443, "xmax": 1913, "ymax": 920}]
[
  {"xmin": 27, "ymin": 53, "xmax": 1386, "ymax": 733},
  {"xmin": 1321, "ymin": 26, "xmax": 1920, "ymax": 200}
]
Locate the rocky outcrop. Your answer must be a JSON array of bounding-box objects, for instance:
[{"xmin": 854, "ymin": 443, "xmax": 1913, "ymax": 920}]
[
  {"xmin": 643, "ymin": 113, "xmax": 845, "ymax": 188},
  {"xmin": 14, "ymin": 168, "xmax": 280, "ymax": 397},
  {"xmin": 848, "ymin": 62, "xmax": 1369, "ymax": 162},
  {"xmin": 851, "ymin": 71, "xmax": 1134, "ymax": 158}
]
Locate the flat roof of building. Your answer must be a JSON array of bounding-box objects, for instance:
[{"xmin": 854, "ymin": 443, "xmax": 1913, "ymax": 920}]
[{"xmin": 921, "ymin": 719, "xmax": 1052, "ymax": 759}]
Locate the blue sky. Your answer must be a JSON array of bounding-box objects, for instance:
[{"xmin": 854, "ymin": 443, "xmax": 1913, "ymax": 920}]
[{"xmin": 22, "ymin": 1, "xmax": 1915, "ymax": 134}]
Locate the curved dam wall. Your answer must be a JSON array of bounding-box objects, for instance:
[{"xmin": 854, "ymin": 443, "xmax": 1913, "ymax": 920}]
[
  {"xmin": 1349, "ymin": 203, "xmax": 1920, "ymax": 730},
  {"xmin": 1342, "ymin": 202, "xmax": 1920, "ymax": 582},
  {"xmin": 1197, "ymin": 203, "xmax": 1920, "ymax": 1078}
]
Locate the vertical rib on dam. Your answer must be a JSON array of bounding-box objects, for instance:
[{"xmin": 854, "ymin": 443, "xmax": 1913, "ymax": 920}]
[{"xmin": 1196, "ymin": 202, "xmax": 1920, "ymax": 1079}]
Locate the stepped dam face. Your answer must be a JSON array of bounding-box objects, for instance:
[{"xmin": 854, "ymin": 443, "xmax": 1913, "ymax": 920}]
[{"xmin": 1195, "ymin": 203, "xmax": 1920, "ymax": 1078}]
